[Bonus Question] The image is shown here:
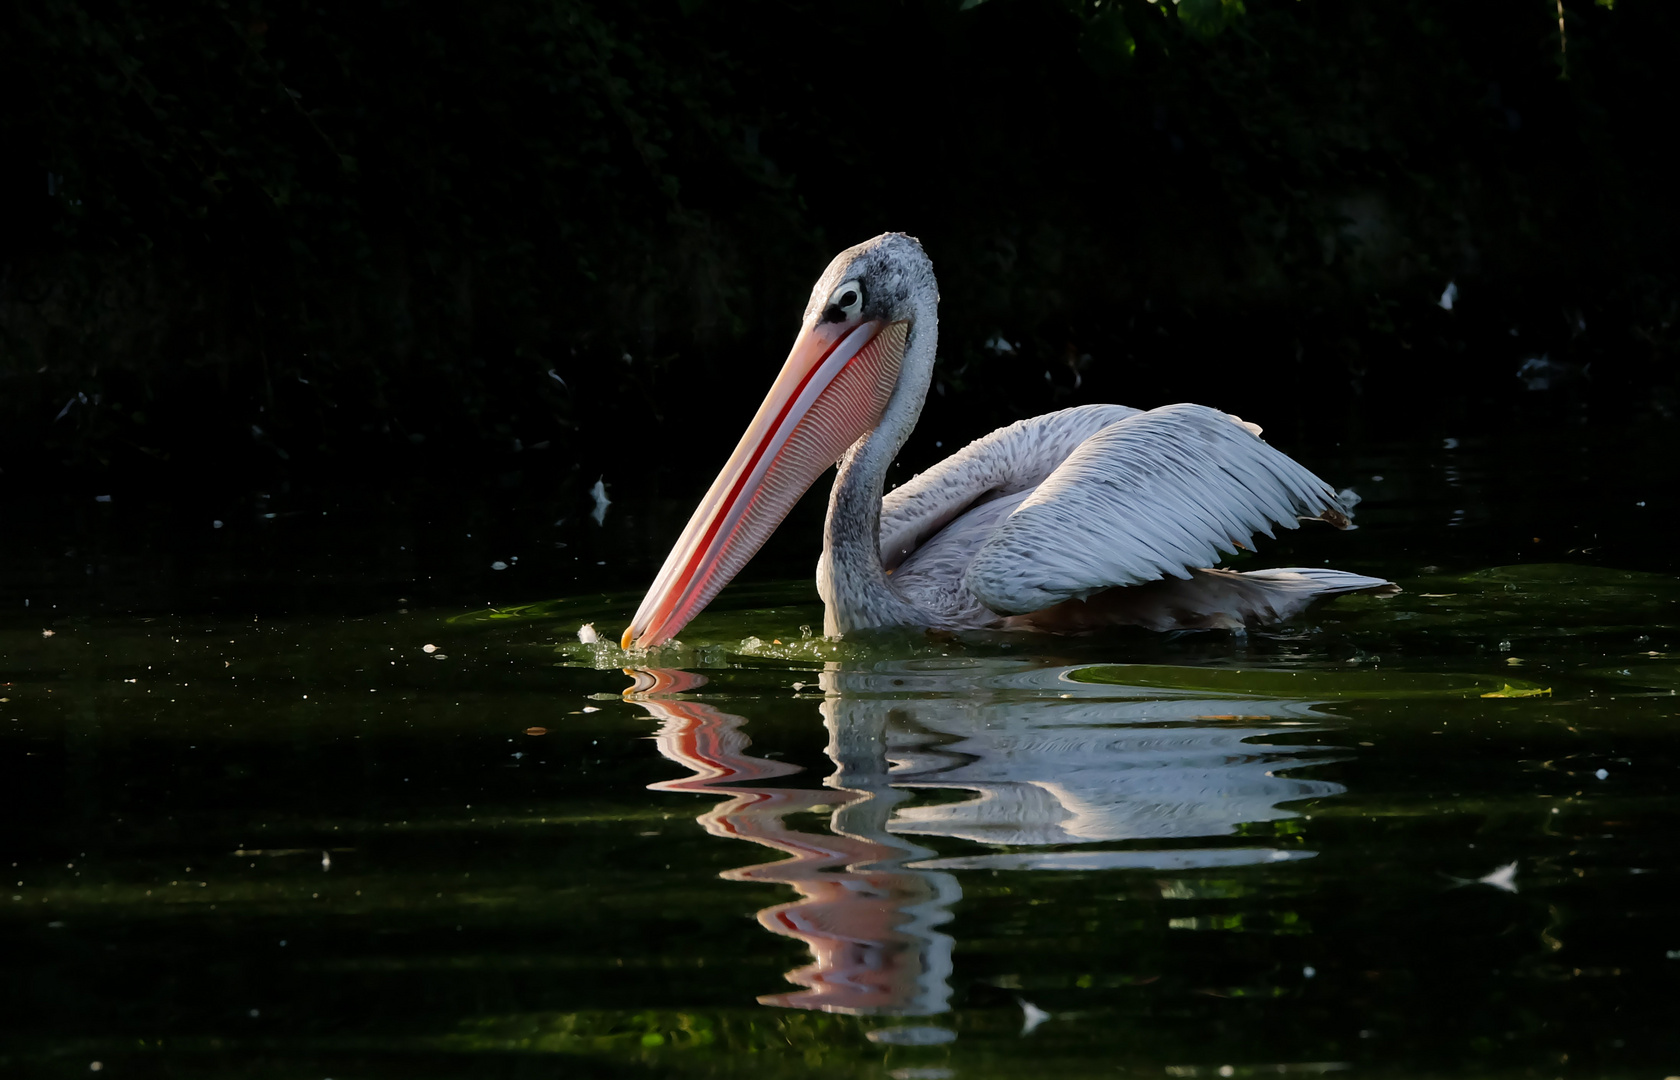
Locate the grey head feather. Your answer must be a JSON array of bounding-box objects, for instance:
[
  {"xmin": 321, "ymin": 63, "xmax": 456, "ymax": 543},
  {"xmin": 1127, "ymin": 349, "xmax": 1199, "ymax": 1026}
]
[{"xmin": 803, "ymin": 232, "xmax": 938, "ymax": 326}]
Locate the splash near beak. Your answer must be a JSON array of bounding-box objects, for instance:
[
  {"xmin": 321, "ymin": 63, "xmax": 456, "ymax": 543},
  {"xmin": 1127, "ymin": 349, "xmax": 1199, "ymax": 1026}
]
[{"xmin": 622, "ymin": 318, "xmax": 907, "ymax": 650}]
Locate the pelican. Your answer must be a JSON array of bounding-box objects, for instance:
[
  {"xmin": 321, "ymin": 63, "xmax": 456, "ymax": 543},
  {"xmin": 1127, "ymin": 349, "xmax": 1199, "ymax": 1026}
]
[{"xmin": 622, "ymin": 233, "xmax": 1394, "ymax": 649}]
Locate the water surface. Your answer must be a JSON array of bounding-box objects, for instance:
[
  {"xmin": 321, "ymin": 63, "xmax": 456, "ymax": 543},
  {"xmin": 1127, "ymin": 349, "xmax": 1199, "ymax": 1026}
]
[{"xmin": 4, "ymin": 427, "xmax": 1679, "ymax": 1077}]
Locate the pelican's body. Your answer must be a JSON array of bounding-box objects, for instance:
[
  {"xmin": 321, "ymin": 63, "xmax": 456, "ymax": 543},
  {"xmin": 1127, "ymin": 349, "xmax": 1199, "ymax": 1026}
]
[{"xmin": 623, "ymin": 234, "xmax": 1393, "ymax": 650}]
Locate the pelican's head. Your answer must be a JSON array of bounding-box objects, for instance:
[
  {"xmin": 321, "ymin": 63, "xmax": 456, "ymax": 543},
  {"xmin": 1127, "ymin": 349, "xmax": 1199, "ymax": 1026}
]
[
  {"xmin": 798, "ymin": 231, "xmax": 936, "ymax": 333},
  {"xmin": 622, "ymin": 233, "xmax": 938, "ymax": 650}
]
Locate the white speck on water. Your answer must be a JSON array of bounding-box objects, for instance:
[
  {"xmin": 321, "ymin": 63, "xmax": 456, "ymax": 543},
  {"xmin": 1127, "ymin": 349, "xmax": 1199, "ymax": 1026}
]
[
  {"xmin": 581, "ymin": 706, "xmax": 600, "ymax": 713},
  {"xmin": 1303, "ymin": 965, "xmax": 1316, "ymax": 978},
  {"xmin": 512, "ymin": 752, "xmax": 524, "ymax": 760},
  {"xmin": 578, "ymin": 623, "xmax": 601, "ymax": 644},
  {"xmin": 1443, "ymin": 436, "xmax": 1460, "ymax": 449},
  {"xmin": 491, "ymin": 561, "xmax": 508, "ymax": 570},
  {"xmin": 1479, "ymin": 862, "xmax": 1519, "ymax": 893},
  {"xmin": 1220, "ymin": 1067, "xmax": 1236, "ymax": 1078},
  {"xmin": 321, "ymin": 852, "xmax": 331, "ymax": 871},
  {"xmin": 547, "ymin": 368, "xmax": 568, "ymax": 389},
  {"xmin": 1438, "ymin": 281, "xmax": 1457, "ymax": 310},
  {"xmin": 94, "ymin": 495, "xmax": 111, "ymax": 503},
  {"xmin": 590, "ymin": 477, "xmax": 611, "ymax": 525},
  {"xmin": 213, "ymin": 519, "xmax": 224, "ymax": 529},
  {"xmin": 423, "ymin": 644, "xmax": 438, "ymax": 654},
  {"xmin": 1596, "ymin": 768, "xmax": 1609, "ymax": 779},
  {"xmin": 1018, "ymin": 997, "xmax": 1051, "ymax": 1035},
  {"xmin": 249, "ymin": 1008, "xmax": 259, "ymax": 1017}
]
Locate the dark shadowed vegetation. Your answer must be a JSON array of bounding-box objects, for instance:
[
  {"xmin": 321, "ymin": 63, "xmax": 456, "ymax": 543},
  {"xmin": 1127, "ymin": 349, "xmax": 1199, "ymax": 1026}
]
[{"xmin": 2, "ymin": 0, "xmax": 1675, "ymax": 490}]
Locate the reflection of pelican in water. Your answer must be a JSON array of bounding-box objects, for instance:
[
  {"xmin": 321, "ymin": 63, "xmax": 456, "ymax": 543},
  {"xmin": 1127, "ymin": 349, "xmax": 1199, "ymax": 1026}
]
[
  {"xmin": 628, "ymin": 660, "xmax": 1347, "ymax": 1015},
  {"xmin": 849, "ymin": 663, "xmax": 1345, "ymax": 871},
  {"xmin": 632, "ymin": 667, "xmax": 956, "ymax": 1016}
]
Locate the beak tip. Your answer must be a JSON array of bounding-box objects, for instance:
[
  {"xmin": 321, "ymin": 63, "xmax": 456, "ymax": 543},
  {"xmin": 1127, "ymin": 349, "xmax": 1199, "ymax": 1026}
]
[{"xmin": 620, "ymin": 626, "xmax": 636, "ymax": 651}]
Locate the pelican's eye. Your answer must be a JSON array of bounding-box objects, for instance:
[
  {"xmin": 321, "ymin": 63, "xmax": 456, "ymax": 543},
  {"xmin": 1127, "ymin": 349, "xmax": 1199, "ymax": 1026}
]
[{"xmin": 822, "ymin": 280, "xmax": 865, "ymax": 323}]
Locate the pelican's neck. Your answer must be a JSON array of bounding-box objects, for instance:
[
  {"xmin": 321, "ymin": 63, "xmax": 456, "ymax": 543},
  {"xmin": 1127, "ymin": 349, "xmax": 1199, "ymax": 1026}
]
[{"xmin": 819, "ymin": 291, "xmax": 939, "ymax": 636}]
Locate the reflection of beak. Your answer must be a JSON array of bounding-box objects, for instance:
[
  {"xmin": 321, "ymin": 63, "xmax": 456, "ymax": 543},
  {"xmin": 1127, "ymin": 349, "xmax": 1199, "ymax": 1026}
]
[
  {"xmin": 622, "ymin": 667, "xmax": 710, "ymax": 698},
  {"xmin": 622, "ymin": 317, "xmax": 907, "ymax": 650}
]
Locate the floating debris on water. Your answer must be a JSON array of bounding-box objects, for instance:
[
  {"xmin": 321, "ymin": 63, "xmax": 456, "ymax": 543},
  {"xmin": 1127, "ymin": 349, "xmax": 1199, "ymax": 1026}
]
[
  {"xmin": 1019, "ymin": 997, "xmax": 1052, "ymax": 1035},
  {"xmin": 422, "ymin": 644, "xmax": 438, "ymax": 654},
  {"xmin": 866, "ymin": 1025, "xmax": 957, "ymax": 1046},
  {"xmin": 590, "ymin": 477, "xmax": 611, "ymax": 525},
  {"xmin": 577, "ymin": 623, "xmax": 601, "ymax": 644},
  {"xmin": 1479, "ymin": 862, "xmax": 1519, "ymax": 893},
  {"xmin": 1480, "ymin": 684, "xmax": 1551, "ymax": 698}
]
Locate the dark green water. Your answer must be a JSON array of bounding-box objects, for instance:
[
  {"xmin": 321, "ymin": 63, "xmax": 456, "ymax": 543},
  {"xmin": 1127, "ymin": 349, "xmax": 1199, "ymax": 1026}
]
[{"xmin": 4, "ymin": 426, "xmax": 1680, "ymax": 1078}]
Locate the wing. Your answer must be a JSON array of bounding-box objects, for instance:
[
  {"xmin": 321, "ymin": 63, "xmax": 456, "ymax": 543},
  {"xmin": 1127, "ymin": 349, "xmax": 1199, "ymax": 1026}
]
[
  {"xmin": 878, "ymin": 403, "xmax": 1141, "ymax": 570},
  {"xmin": 963, "ymin": 403, "xmax": 1353, "ymax": 615}
]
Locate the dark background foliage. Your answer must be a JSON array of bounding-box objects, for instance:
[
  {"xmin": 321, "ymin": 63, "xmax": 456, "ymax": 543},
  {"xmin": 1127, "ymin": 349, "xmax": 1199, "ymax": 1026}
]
[{"xmin": 2, "ymin": 0, "xmax": 1675, "ymax": 495}]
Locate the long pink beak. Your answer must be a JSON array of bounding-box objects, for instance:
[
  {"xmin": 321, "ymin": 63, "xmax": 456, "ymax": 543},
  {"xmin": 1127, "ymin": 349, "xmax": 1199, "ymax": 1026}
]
[{"xmin": 622, "ymin": 317, "xmax": 908, "ymax": 650}]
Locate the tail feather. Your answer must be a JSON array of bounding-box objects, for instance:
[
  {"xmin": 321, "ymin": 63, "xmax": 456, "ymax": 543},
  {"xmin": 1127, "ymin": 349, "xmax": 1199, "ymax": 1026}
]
[
  {"xmin": 1008, "ymin": 566, "xmax": 1399, "ymax": 633},
  {"xmin": 1240, "ymin": 566, "xmax": 1399, "ymax": 597}
]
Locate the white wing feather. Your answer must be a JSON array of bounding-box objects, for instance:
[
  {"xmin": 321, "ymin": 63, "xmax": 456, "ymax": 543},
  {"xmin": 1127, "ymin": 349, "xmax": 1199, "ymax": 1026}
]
[
  {"xmin": 879, "ymin": 403, "xmax": 1141, "ymax": 570},
  {"xmin": 964, "ymin": 404, "xmax": 1352, "ymax": 615}
]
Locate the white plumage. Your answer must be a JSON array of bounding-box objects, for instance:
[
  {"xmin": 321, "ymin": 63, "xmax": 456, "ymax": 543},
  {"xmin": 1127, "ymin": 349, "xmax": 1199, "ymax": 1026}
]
[
  {"xmin": 622, "ymin": 233, "xmax": 1395, "ymax": 650},
  {"xmin": 888, "ymin": 401, "xmax": 1372, "ymax": 626}
]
